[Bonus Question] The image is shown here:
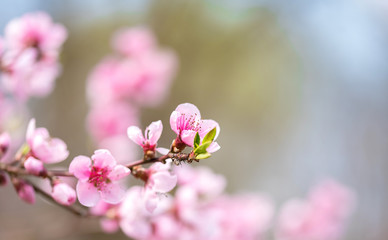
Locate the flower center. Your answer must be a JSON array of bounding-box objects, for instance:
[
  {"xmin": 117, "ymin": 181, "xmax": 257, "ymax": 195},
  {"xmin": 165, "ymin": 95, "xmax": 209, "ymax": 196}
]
[
  {"xmin": 88, "ymin": 166, "xmax": 110, "ymax": 190},
  {"xmin": 177, "ymin": 113, "xmax": 201, "ymax": 133}
]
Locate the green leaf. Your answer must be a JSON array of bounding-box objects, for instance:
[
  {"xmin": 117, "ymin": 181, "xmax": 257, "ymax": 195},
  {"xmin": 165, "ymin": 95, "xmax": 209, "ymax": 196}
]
[
  {"xmin": 203, "ymin": 127, "xmax": 217, "ymax": 144},
  {"xmin": 21, "ymin": 144, "xmax": 30, "ymax": 155},
  {"xmin": 194, "ymin": 132, "xmax": 200, "ymax": 149},
  {"xmin": 194, "ymin": 142, "xmax": 211, "ymax": 155},
  {"xmin": 196, "ymin": 153, "xmax": 211, "ymax": 160}
]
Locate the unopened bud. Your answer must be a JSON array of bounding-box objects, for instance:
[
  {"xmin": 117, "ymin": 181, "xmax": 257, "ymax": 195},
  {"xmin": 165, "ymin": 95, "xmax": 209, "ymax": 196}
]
[
  {"xmin": 52, "ymin": 182, "xmax": 76, "ymax": 206},
  {"xmin": 0, "ymin": 132, "xmax": 10, "ymax": 158},
  {"xmin": 24, "ymin": 157, "xmax": 46, "ymax": 176},
  {"xmin": 13, "ymin": 178, "xmax": 36, "ymax": 204}
]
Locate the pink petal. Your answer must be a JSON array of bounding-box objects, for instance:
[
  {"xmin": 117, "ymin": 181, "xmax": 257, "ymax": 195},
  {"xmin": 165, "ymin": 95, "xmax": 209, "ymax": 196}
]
[
  {"xmin": 207, "ymin": 142, "xmax": 221, "ymax": 153},
  {"xmin": 26, "ymin": 118, "xmax": 36, "ymax": 145},
  {"xmin": 199, "ymin": 119, "xmax": 220, "ymax": 140},
  {"xmin": 144, "ymin": 189, "xmax": 159, "ymax": 213},
  {"xmin": 180, "ymin": 129, "xmax": 197, "ymax": 146},
  {"xmin": 101, "ymin": 183, "xmax": 126, "ymax": 204},
  {"xmin": 101, "ymin": 219, "xmax": 119, "ymax": 233},
  {"xmin": 156, "ymin": 147, "xmax": 169, "ymax": 155},
  {"xmin": 150, "ymin": 171, "xmax": 177, "ymax": 193},
  {"xmin": 120, "ymin": 217, "xmax": 152, "ymax": 240},
  {"xmin": 169, "ymin": 111, "xmax": 180, "ymax": 134},
  {"xmin": 92, "ymin": 149, "xmax": 116, "ymax": 169},
  {"xmin": 127, "ymin": 126, "xmax": 145, "ymax": 146},
  {"xmin": 69, "ymin": 156, "xmax": 91, "ymax": 181},
  {"xmin": 175, "ymin": 103, "xmax": 201, "ymax": 119},
  {"xmin": 145, "ymin": 120, "xmax": 163, "ymax": 146},
  {"xmin": 108, "ymin": 165, "xmax": 130, "ymax": 181},
  {"xmin": 76, "ymin": 181, "xmax": 100, "ymax": 207}
]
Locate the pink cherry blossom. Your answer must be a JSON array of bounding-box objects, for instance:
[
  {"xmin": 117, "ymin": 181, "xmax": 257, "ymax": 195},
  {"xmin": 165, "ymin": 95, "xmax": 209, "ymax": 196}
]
[
  {"xmin": 127, "ymin": 120, "xmax": 163, "ymax": 153},
  {"xmin": 51, "ymin": 182, "xmax": 76, "ymax": 206},
  {"xmin": 170, "ymin": 103, "xmax": 220, "ymax": 152},
  {"xmin": 143, "ymin": 162, "xmax": 177, "ymax": 213},
  {"xmin": 26, "ymin": 119, "xmax": 69, "ymax": 164},
  {"xmin": 14, "ymin": 179, "xmax": 35, "ymax": 204},
  {"xmin": 24, "ymin": 156, "xmax": 46, "ymax": 176},
  {"xmin": 87, "ymin": 102, "xmax": 139, "ymax": 142},
  {"xmin": 276, "ymin": 179, "xmax": 355, "ymax": 240},
  {"xmin": 90, "ymin": 200, "xmax": 121, "ymax": 233},
  {"xmin": 119, "ymin": 186, "xmax": 159, "ymax": 239},
  {"xmin": 69, "ymin": 149, "xmax": 130, "ymax": 207},
  {"xmin": 112, "ymin": 26, "xmax": 156, "ymax": 56},
  {"xmin": 4, "ymin": 12, "xmax": 67, "ymax": 56}
]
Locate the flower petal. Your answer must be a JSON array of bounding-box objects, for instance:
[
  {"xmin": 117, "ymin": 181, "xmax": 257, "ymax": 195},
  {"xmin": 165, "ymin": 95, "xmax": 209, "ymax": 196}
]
[
  {"xmin": 76, "ymin": 181, "xmax": 100, "ymax": 207},
  {"xmin": 175, "ymin": 103, "xmax": 201, "ymax": 119},
  {"xmin": 108, "ymin": 165, "xmax": 130, "ymax": 181},
  {"xmin": 199, "ymin": 119, "xmax": 220, "ymax": 140},
  {"xmin": 150, "ymin": 171, "xmax": 177, "ymax": 193},
  {"xmin": 26, "ymin": 118, "xmax": 36, "ymax": 145},
  {"xmin": 169, "ymin": 111, "xmax": 180, "ymax": 134},
  {"xmin": 145, "ymin": 120, "xmax": 163, "ymax": 146},
  {"xmin": 207, "ymin": 141, "xmax": 221, "ymax": 153},
  {"xmin": 101, "ymin": 183, "xmax": 126, "ymax": 204},
  {"xmin": 180, "ymin": 130, "xmax": 196, "ymax": 147},
  {"xmin": 127, "ymin": 126, "xmax": 145, "ymax": 146},
  {"xmin": 156, "ymin": 147, "xmax": 169, "ymax": 155},
  {"xmin": 92, "ymin": 149, "xmax": 116, "ymax": 169},
  {"xmin": 69, "ymin": 156, "xmax": 91, "ymax": 181}
]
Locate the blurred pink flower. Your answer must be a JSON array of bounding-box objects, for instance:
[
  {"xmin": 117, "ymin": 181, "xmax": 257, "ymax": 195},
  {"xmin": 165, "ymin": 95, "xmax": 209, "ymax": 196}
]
[
  {"xmin": 87, "ymin": 102, "xmax": 139, "ymax": 142},
  {"xmin": 26, "ymin": 118, "xmax": 69, "ymax": 164},
  {"xmin": 0, "ymin": 132, "xmax": 10, "ymax": 159},
  {"xmin": 90, "ymin": 200, "xmax": 121, "ymax": 233},
  {"xmin": 69, "ymin": 149, "xmax": 130, "ymax": 207},
  {"xmin": 276, "ymin": 179, "xmax": 356, "ymax": 240},
  {"xmin": 4, "ymin": 11, "xmax": 67, "ymax": 56},
  {"xmin": 51, "ymin": 182, "xmax": 76, "ymax": 206},
  {"xmin": 170, "ymin": 103, "xmax": 220, "ymax": 152},
  {"xmin": 112, "ymin": 26, "xmax": 156, "ymax": 57},
  {"xmin": 143, "ymin": 162, "xmax": 177, "ymax": 213}
]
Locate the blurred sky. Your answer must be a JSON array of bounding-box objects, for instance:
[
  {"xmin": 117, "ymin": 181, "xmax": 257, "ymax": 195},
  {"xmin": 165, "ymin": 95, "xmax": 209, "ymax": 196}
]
[{"xmin": 1, "ymin": 0, "xmax": 388, "ymax": 239}]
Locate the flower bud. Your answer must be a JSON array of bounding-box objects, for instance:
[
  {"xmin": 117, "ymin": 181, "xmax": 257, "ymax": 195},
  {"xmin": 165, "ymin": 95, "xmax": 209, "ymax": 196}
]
[
  {"xmin": 52, "ymin": 182, "xmax": 76, "ymax": 206},
  {"xmin": 0, "ymin": 132, "xmax": 10, "ymax": 158},
  {"xmin": 13, "ymin": 178, "xmax": 36, "ymax": 204},
  {"xmin": 24, "ymin": 156, "xmax": 46, "ymax": 176}
]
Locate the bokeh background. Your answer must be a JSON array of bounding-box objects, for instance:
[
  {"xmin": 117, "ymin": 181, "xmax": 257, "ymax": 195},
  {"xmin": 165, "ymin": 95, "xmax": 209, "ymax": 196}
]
[{"xmin": 1, "ymin": 0, "xmax": 388, "ymax": 239}]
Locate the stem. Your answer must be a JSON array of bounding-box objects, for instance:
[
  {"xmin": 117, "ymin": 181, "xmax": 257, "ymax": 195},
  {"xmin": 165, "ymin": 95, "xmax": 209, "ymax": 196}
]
[
  {"xmin": 125, "ymin": 152, "xmax": 190, "ymax": 169},
  {"xmin": 24, "ymin": 179, "xmax": 91, "ymax": 217}
]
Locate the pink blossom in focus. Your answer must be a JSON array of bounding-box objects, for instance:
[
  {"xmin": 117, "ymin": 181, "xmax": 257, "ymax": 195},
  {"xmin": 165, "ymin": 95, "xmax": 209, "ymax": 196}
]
[
  {"xmin": 51, "ymin": 182, "xmax": 76, "ymax": 206},
  {"xmin": 127, "ymin": 120, "xmax": 164, "ymax": 154},
  {"xmin": 276, "ymin": 179, "xmax": 356, "ymax": 240},
  {"xmin": 170, "ymin": 103, "xmax": 220, "ymax": 152},
  {"xmin": 14, "ymin": 179, "xmax": 35, "ymax": 204},
  {"xmin": 112, "ymin": 26, "xmax": 156, "ymax": 56},
  {"xmin": 24, "ymin": 156, "xmax": 46, "ymax": 176},
  {"xmin": 87, "ymin": 102, "xmax": 139, "ymax": 142},
  {"xmin": 143, "ymin": 162, "xmax": 177, "ymax": 213},
  {"xmin": 4, "ymin": 12, "xmax": 67, "ymax": 55},
  {"xmin": 69, "ymin": 149, "xmax": 130, "ymax": 207},
  {"xmin": 26, "ymin": 119, "xmax": 69, "ymax": 164}
]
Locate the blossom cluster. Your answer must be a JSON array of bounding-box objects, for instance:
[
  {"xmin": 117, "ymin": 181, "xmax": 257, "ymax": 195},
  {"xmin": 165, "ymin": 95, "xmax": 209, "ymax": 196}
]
[
  {"xmin": 0, "ymin": 12, "xmax": 66, "ymax": 102},
  {"xmin": 86, "ymin": 26, "xmax": 178, "ymax": 163},
  {"xmin": 0, "ymin": 11, "xmax": 356, "ymax": 240}
]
